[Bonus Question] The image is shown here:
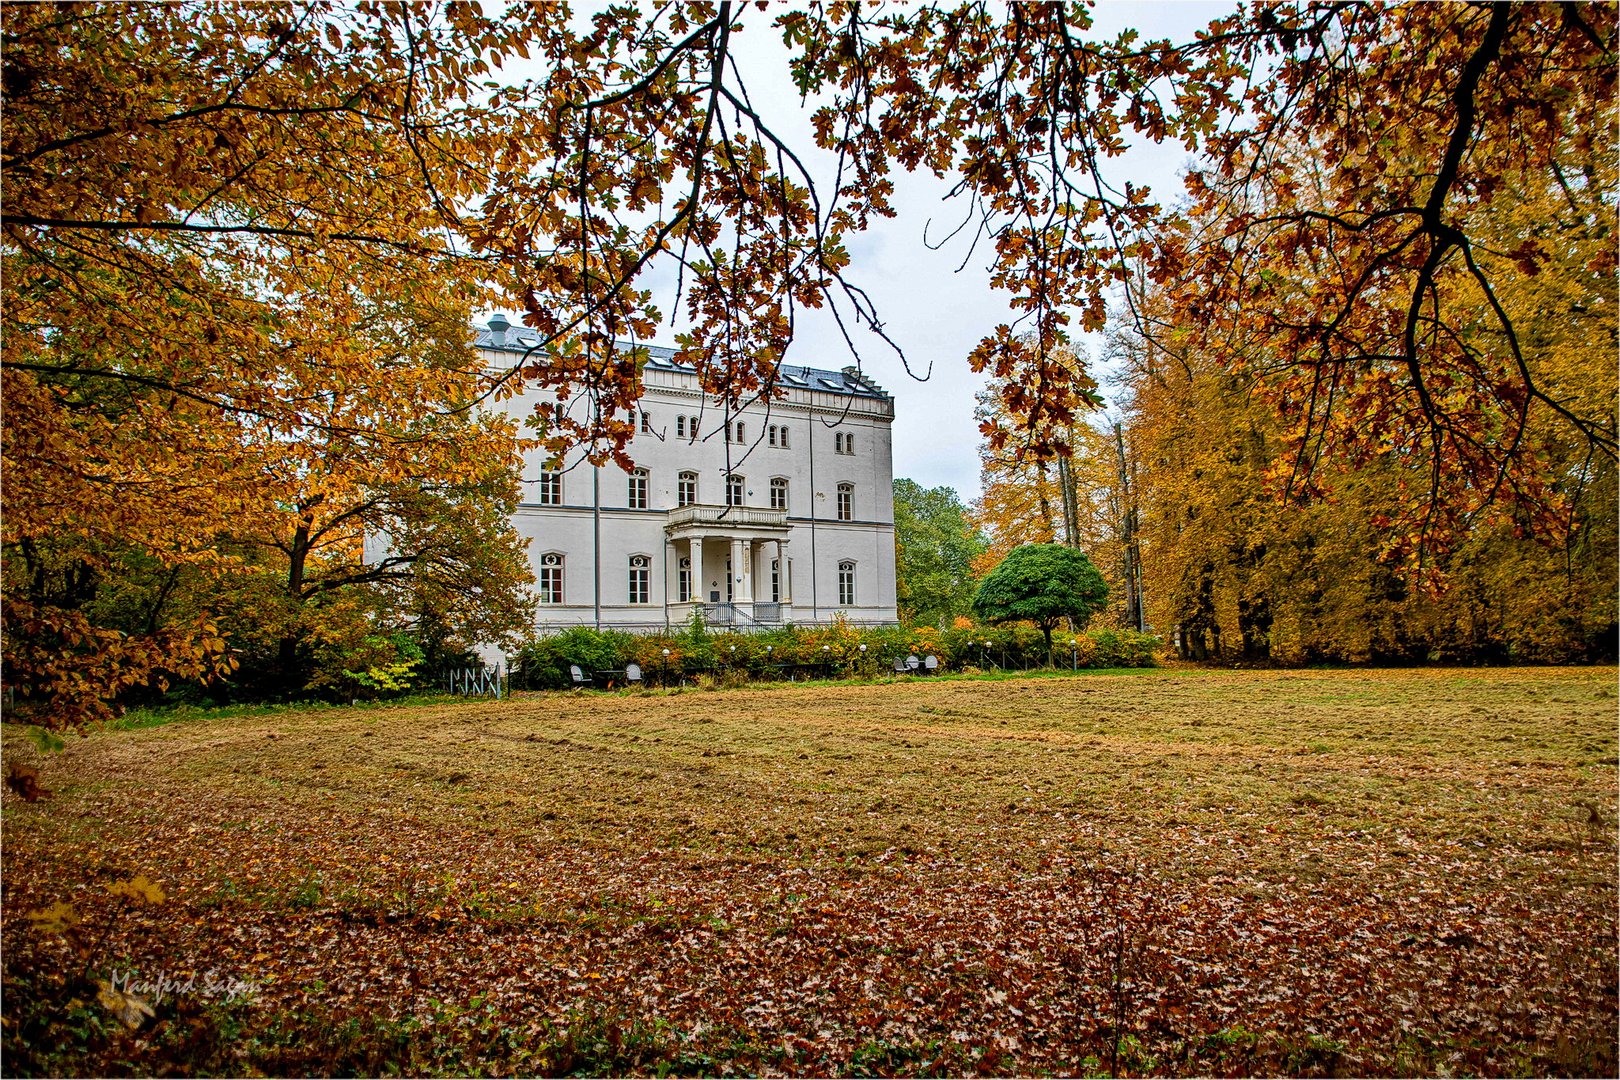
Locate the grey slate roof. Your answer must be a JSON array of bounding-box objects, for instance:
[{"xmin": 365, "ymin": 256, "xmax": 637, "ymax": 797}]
[{"xmin": 474, "ymin": 318, "xmax": 889, "ymax": 400}]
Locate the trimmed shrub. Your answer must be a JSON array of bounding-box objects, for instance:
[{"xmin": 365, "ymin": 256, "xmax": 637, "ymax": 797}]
[{"xmin": 510, "ymin": 619, "xmax": 1158, "ymax": 689}]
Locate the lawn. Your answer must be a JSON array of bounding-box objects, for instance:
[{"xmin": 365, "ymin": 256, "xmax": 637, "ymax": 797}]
[{"xmin": 3, "ymin": 668, "xmax": 1616, "ymax": 1076}]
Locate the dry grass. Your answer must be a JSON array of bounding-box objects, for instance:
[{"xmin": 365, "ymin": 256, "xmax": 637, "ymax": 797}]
[{"xmin": 4, "ymin": 667, "xmax": 1617, "ymax": 1075}]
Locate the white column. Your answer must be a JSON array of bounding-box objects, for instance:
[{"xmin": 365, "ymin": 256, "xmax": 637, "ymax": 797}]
[
  {"xmin": 733, "ymin": 537, "xmax": 754, "ymax": 604},
  {"xmin": 774, "ymin": 539, "xmax": 791, "ymax": 602},
  {"xmin": 689, "ymin": 536, "xmax": 704, "ymax": 603}
]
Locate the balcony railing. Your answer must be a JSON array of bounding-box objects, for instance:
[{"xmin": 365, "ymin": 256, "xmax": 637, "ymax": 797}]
[
  {"xmin": 665, "ymin": 503, "xmax": 788, "ymax": 529},
  {"xmin": 690, "ymin": 601, "xmax": 784, "ymax": 626}
]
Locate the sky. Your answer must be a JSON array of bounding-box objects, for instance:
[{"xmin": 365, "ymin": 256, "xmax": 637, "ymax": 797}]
[{"xmin": 527, "ymin": 1, "xmax": 1228, "ymax": 501}]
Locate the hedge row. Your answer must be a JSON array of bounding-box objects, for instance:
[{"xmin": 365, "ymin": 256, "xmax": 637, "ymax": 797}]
[{"xmin": 509, "ymin": 618, "xmax": 1158, "ymax": 690}]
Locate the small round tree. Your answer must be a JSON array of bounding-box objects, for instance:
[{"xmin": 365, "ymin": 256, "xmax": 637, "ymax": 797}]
[{"xmin": 971, "ymin": 544, "xmax": 1109, "ymax": 664}]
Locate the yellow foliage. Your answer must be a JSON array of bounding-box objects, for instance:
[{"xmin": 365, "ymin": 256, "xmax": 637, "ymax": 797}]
[
  {"xmin": 106, "ymin": 875, "xmax": 167, "ymax": 906},
  {"xmin": 26, "ymin": 900, "xmax": 80, "ymax": 935}
]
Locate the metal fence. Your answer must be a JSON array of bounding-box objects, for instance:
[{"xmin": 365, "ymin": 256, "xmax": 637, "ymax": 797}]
[{"xmin": 441, "ymin": 665, "xmax": 505, "ymax": 699}]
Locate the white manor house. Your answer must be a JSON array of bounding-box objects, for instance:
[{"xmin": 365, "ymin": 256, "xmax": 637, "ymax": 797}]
[{"xmin": 479, "ymin": 315, "xmax": 899, "ymax": 632}]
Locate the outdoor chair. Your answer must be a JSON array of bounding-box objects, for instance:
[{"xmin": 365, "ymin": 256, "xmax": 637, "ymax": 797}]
[
  {"xmin": 625, "ymin": 663, "xmax": 643, "ymax": 685},
  {"xmin": 568, "ymin": 664, "xmax": 590, "ymax": 687},
  {"xmin": 905, "ymin": 654, "xmax": 922, "ymax": 672},
  {"xmin": 892, "ymin": 657, "xmax": 910, "ymax": 674},
  {"xmin": 923, "ymin": 654, "xmax": 940, "ymax": 673}
]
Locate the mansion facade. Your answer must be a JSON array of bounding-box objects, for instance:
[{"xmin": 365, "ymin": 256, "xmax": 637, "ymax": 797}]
[{"xmin": 479, "ymin": 315, "xmax": 899, "ymax": 633}]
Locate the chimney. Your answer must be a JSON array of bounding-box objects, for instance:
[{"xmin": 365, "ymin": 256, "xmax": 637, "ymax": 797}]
[{"xmin": 487, "ymin": 312, "xmax": 510, "ymax": 347}]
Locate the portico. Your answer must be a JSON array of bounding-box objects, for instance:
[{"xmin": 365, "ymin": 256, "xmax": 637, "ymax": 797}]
[{"xmin": 665, "ymin": 504, "xmax": 792, "ymax": 625}]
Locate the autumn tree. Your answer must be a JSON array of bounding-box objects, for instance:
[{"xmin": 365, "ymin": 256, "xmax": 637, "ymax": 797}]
[
  {"xmin": 969, "ymin": 344, "xmax": 1099, "ymax": 572},
  {"xmin": 892, "ymin": 479, "xmax": 986, "ymax": 628},
  {"xmin": 789, "ymin": 2, "xmax": 1616, "ymax": 552},
  {"xmin": 972, "ymin": 544, "xmax": 1109, "ymax": 662},
  {"xmin": 5, "ymin": 2, "xmax": 1614, "ymax": 721},
  {"xmin": 1120, "ymin": 142, "xmax": 1618, "ymax": 664}
]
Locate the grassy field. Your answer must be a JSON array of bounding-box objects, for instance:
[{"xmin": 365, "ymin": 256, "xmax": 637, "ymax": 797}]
[{"xmin": 3, "ymin": 667, "xmax": 1616, "ymax": 1076}]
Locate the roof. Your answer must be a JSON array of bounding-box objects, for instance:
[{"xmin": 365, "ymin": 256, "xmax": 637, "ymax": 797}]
[{"xmin": 474, "ymin": 319, "xmax": 890, "ymax": 400}]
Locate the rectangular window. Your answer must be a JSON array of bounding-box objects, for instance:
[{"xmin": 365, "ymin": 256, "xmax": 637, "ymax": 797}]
[
  {"xmin": 539, "ymin": 470, "xmax": 562, "ymax": 506},
  {"xmin": 628, "ymin": 469, "xmax": 648, "ymax": 510},
  {"xmin": 837, "ymin": 484, "xmax": 852, "ymax": 521},
  {"xmin": 677, "ymin": 473, "xmax": 697, "ymax": 507},
  {"xmin": 540, "ymin": 554, "xmax": 564, "ymax": 604},
  {"xmin": 770, "ymin": 477, "xmax": 788, "ymax": 510},
  {"xmin": 771, "ymin": 558, "xmax": 780, "ymax": 603},
  {"xmin": 628, "ymin": 555, "xmax": 650, "ymax": 604},
  {"xmin": 678, "ymin": 558, "xmax": 691, "ymax": 603},
  {"xmin": 726, "ymin": 475, "xmax": 744, "ymax": 507},
  {"xmin": 838, "ymin": 563, "xmax": 855, "ymax": 606}
]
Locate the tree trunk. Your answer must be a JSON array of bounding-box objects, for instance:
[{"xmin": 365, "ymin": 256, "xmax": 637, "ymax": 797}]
[
  {"xmin": 1057, "ymin": 451, "xmax": 1081, "ymax": 547},
  {"xmin": 275, "ymin": 518, "xmax": 314, "ymax": 696},
  {"xmin": 1114, "ymin": 423, "xmax": 1145, "ymax": 631}
]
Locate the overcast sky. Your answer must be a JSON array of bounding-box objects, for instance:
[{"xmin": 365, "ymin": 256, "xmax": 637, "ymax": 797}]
[{"xmin": 537, "ymin": 1, "xmax": 1227, "ymax": 501}]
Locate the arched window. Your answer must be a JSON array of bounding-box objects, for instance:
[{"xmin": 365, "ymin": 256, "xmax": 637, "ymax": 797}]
[
  {"xmin": 778, "ymin": 424, "xmax": 789, "ymax": 449},
  {"xmin": 539, "ymin": 553, "xmax": 564, "ymax": 604},
  {"xmin": 688, "ymin": 415, "xmax": 700, "ymax": 441},
  {"xmin": 726, "ymin": 474, "xmax": 745, "ymax": 507},
  {"xmin": 627, "ymin": 468, "xmax": 649, "ymax": 509},
  {"xmin": 676, "ymin": 416, "xmax": 686, "ymax": 438},
  {"xmin": 639, "ymin": 410, "xmax": 653, "ymax": 434},
  {"xmin": 769, "ymin": 477, "xmax": 789, "ymax": 510},
  {"xmin": 838, "ymin": 560, "xmax": 856, "ymax": 607},
  {"xmin": 677, "ymin": 471, "xmax": 698, "ymax": 507},
  {"xmin": 836, "ymin": 482, "xmax": 853, "ymax": 521},
  {"xmin": 628, "ymin": 554, "xmax": 651, "ymax": 604}
]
